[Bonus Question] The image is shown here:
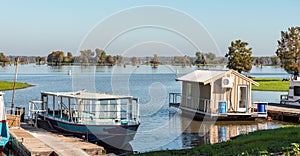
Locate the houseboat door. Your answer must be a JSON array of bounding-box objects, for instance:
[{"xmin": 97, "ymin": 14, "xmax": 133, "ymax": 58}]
[{"xmin": 237, "ymin": 85, "xmax": 248, "ymax": 112}]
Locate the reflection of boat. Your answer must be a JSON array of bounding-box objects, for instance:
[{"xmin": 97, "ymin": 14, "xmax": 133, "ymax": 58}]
[
  {"xmin": 280, "ymin": 76, "xmax": 300, "ymax": 106},
  {"xmin": 0, "ymin": 92, "xmax": 10, "ymax": 150},
  {"xmin": 28, "ymin": 90, "xmax": 140, "ymax": 148}
]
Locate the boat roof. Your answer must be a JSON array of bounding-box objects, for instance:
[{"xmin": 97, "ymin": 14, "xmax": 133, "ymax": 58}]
[{"xmin": 41, "ymin": 91, "xmax": 133, "ymax": 100}]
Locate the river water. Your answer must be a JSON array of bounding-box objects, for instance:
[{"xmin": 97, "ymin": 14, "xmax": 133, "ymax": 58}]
[{"xmin": 0, "ymin": 65, "xmax": 294, "ymax": 153}]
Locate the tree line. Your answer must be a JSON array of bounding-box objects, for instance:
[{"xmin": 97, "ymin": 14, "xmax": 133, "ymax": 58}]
[{"xmin": 1, "ymin": 26, "xmax": 300, "ymax": 77}]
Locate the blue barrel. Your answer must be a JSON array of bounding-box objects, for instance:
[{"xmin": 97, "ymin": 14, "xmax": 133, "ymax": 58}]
[
  {"xmin": 257, "ymin": 103, "xmax": 266, "ymax": 114},
  {"xmin": 218, "ymin": 101, "xmax": 227, "ymax": 114}
]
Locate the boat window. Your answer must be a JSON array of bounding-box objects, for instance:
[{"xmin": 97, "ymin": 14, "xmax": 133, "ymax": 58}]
[{"xmin": 294, "ymin": 86, "xmax": 300, "ymax": 96}]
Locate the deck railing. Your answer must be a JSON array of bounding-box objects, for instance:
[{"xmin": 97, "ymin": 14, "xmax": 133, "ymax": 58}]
[{"xmin": 169, "ymin": 93, "xmax": 219, "ymax": 114}]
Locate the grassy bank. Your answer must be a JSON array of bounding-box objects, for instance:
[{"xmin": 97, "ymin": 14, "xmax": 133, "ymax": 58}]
[
  {"xmin": 0, "ymin": 81, "xmax": 33, "ymax": 91},
  {"xmin": 137, "ymin": 126, "xmax": 300, "ymax": 156},
  {"xmin": 252, "ymin": 78, "xmax": 289, "ymax": 91}
]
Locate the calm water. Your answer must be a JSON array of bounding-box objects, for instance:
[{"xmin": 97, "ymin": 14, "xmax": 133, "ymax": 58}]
[{"xmin": 0, "ymin": 65, "xmax": 294, "ymax": 153}]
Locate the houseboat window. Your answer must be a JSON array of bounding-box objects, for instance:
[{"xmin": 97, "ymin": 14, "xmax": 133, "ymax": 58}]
[
  {"xmin": 294, "ymin": 86, "xmax": 300, "ymax": 96},
  {"xmin": 187, "ymin": 83, "xmax": 192, "ymax": 98}
]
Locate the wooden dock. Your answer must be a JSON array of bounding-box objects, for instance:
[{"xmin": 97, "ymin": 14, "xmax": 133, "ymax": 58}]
[
  {"xmin": 253, "ymin": 103, "xmax": 300, "ymax": 122},
  {"xmin": 9, "ymin": 123, "xmax": 106, "ymax": 156}
]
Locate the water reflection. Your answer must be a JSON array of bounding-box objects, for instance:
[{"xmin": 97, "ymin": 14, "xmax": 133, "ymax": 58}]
[{"xmin": 180, "ymin": 116, "xmax": 293, "ymax": 148}]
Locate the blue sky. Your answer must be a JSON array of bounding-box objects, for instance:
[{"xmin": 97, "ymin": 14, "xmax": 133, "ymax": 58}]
[{"xmin": 0, "ymin": 0, "xmax": 300, "ymax": 57}]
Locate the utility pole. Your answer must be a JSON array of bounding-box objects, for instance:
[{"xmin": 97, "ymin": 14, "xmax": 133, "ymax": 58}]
[{"xmin": 11, "ymin": 57, "xmax": 19, "ymax": 114}]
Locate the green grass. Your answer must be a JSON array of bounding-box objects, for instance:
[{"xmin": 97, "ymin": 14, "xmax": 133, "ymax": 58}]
[
  {"xmin": 136, "ymin": 126, "xmax": 300, "ymax": 156},
  {"xmin": 0, "ymin": 81, "xmax": 33, "ymax": 91},
  {"xmin": 252, "ymin": 78, "xmax": 289, "ymax": 91}
]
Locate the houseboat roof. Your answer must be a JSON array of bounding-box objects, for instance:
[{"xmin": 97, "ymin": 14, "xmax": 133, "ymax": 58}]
[
  {"xmin": 41, "ymin": 91, "xmax": 133, "ymax": 100},
  {"xmin": 176, "ymin": 69, "xmax": 259, "ymax": 86}
]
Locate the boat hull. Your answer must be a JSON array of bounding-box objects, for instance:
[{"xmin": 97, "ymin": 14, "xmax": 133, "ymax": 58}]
[
  {"xmin": 38, "ymin": 114, "xmax": 139, "ymax": 148},
  {"xmin": 0, "ymin": 120, "xmax": 9, "ymax": 151}
]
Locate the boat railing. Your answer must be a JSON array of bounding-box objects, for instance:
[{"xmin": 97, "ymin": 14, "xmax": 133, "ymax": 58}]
[
  {"xmin": 177, "ymin": 95, "xmax": 219, "ymax": 114},
  {"xmin": 76, "ymin": 101, "xmax": 139, "ymax": 123},
  {"xmin": 41, "ymin": 97, "xmax": 140, "ymax": 124},
  {"xmin": 28, "ymin": 100, "xmax": 46, "ymax": 127}
]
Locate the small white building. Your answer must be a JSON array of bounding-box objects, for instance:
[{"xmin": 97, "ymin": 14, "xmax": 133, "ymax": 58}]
[{"xmin": 175, "ymin": 69, "xmax": 263, "ymax": 119}]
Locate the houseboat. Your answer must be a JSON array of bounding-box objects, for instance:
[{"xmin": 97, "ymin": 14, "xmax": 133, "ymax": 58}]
[
  {"xmin": 0, "ymin": 92, "xmax": 10, "ymax": 150},
  {"xmin": 280, "ymin": 76, "xmax": 300, "ymax": 106},
  {"xmin": 170, "ymin": 69, "xmax": 266, "ymax": 120},
  {"xmin": 28, "ymin": 90, "xmax": 140, "ymax": 148}
]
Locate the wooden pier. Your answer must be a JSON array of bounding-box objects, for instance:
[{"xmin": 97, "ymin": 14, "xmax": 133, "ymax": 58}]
[
  {"xmin": 253, "ymin": 103, "xmax": 300, "ymax": 122},
  {"xmin": 9, "ymin": 123, "xmax": 106, "ymax": 156}
]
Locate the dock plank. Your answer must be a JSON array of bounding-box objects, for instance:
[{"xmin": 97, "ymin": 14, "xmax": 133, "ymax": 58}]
[
  {"xmin": 9, "ymin": 127, "xmax": 55, "ymax": 156},
  {"xmin": 9, "ymin": 123, "xmax": 105, "ymax": 156}
]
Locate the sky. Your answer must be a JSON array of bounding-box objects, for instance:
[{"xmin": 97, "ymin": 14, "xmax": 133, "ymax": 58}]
[{"xmin": 0, "ymin": 0, "xmax": 300, "ymax": 57}]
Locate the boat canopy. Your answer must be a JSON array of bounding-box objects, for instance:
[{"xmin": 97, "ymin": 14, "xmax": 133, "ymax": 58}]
[{"xmin": 41, "ymin": 91, "xmax": 134, "ymax": 100}]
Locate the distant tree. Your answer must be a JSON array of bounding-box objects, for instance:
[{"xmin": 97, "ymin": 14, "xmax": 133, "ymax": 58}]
[
  {"xmin": 204, "ymin": 52, "xmax": 217, "ymax": 63},
  {"xmin": 254, "ymin": 57, "xmax": 264, "ymax": 67},
  {"xmin": 67, "ymin": 52, "xmax": 73, "ymax": 58},
  {"xmin": 270, "ymin": 56, "xmax": 280, "ymax": 65},
  {"xmin": 150, "ymin": 54, "xmax": 159, "ymax": 68},
  {"xmin": 106, "ymin": 55, "xmax": 116, "ymax": 66},
  {"xmin": 276, "ymin": 27, "xmax": 300, "ymax": 77},
  {"xmin": 64, "ymin": 52, "xmax": 74, "ymax": 64},
  {"xmin": 47, "ymin": 51, "xmax": 65, "ymax": 66},
  {"xmin": 19, "ymin": 57, "xmax": 28, "ymax": 64},
  {"xmin": 0, "ymin": 52, "xmax": 10, "ymax": 66},
  {"xmin": 79, "ymin": 49, "xmax": 93, "ymax": 64},
  {"xmin": 225, "ymin": 40, "xmax": 253, "ymax": 73},
  {"xmin": 114, "ymin": 55, "xmax": 123, "ymax": 65},
  {"xmin": 195, "ymin": 51, "xmax": 206, "ymax": 67},
  {"xmin": 131, "ymin": 56, "xmax": 138, "ymax": 66},
  {"xmin": 40, "ymin": 57, "xmax": 46, "ymax": 64},
  {"xmin": 96, "ymin": 49, "xmax": 106, "ymax": 66},
  {"xmin": 180, "ymin": 55, "xmax": 189, "ymax": 66},
  {"xmin": 36, "ymin": 56, "xmax": 41, "ymax": 65}
]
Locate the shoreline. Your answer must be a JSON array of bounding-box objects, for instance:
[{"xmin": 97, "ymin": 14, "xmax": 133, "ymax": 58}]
[
  {"xmin": 136, "ymin": 125, "xmax": 300, "ymax": 156},
  {"xmin": 0, "ymin": 81, "xmax": 34, "ymax": 91}
]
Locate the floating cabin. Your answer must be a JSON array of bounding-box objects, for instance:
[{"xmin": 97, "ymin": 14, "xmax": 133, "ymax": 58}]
[{"xmin": 172, "ymin": 69, "xmax": 266, "ymax": 120}]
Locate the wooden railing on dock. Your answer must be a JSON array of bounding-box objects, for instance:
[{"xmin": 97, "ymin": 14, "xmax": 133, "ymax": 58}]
[{"xmin": 6, "ymin": 107, "xmax": 24, "ymax": 127}]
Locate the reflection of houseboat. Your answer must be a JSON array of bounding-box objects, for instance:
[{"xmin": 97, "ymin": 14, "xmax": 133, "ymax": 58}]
[
  {"xmin": 29, "ymin": 90, "xmax": 140, "ymax": 148},
  {"xmin": 280, "ymin": 76, "xmax": 300, "ymax": 106},
  {"xmin": 0, "ymin": 92, "xmax": 10, "ymax": 150},
  {"xmin": 170, "ymin": 69, "xmax": 267, "ymax": 120}
]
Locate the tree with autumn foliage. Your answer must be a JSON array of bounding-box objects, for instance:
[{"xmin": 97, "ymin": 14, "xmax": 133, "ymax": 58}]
[{"xmin": 276, "ymin": 27, "xmax": 300, "ymax": 77}]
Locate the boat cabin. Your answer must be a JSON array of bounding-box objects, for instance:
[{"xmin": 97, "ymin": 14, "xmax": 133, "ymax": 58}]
[
  {"xmin": 29, "ymin": 91, "xmax": 140, "ymax": 125},
  {"xmin": 174, "ymin": 69, "xmax": 263, "ymax": 120},
  {"xmin": 280, "ymin": 76, "xmax": 300, "ymax": 106}
]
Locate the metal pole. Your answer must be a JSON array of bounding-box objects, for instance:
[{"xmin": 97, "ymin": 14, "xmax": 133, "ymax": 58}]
[{"xmin": 11, "ymin": 57, "xmax": 19, "ymax": 114}]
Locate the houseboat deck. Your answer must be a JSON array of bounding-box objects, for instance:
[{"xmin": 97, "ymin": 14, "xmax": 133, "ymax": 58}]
[{"xmin": 180, "ymin": 106, "xmax": 267, "ymax": 120}]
